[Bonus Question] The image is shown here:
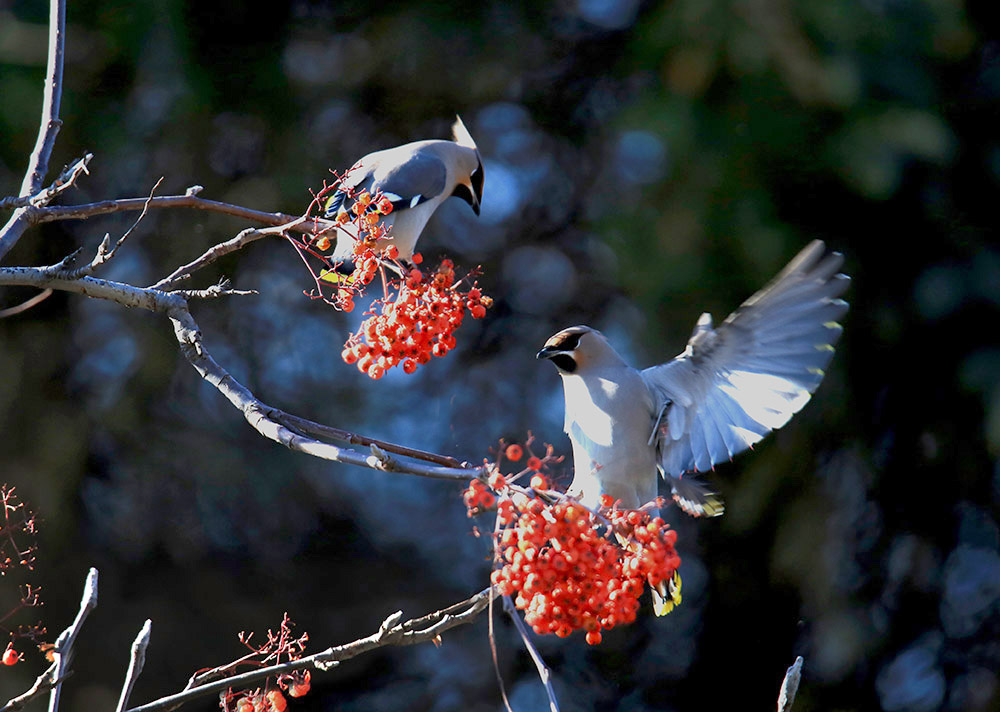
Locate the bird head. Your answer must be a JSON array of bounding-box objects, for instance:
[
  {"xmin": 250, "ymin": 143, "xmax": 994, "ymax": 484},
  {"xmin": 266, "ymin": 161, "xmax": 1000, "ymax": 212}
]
[
  {"xmin": 536, "ymin": 326, "xmax": 625, "ymax": 373},
  {"xmin": 450, "ymin": 116, "xmax": 483, "ymax": 216}
]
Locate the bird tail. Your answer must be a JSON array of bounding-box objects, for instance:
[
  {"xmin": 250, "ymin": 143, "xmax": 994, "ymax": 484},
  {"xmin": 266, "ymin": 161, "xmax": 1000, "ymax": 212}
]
[
  {"xmin": 666, "ymin": 473, "xmax": 725, "ymax": 518},
  {"xmin": 651, "ymin": 571, "xmax": 683, "ymax": 616}
]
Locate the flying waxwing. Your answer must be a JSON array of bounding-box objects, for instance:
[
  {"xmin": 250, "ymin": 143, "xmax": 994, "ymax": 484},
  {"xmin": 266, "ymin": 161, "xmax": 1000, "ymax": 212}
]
[
  {"xmin": 323, "ymin": 116, "xmax": 484, "ymax": 270},
  {"xmin": 537, "ymin": 240, "xmax": 850, "ymax": 517}
]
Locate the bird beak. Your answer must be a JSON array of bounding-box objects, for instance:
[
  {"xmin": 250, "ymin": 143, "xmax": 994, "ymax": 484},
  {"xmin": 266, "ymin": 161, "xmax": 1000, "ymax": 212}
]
[
  {"xmin": 471, "ymin": 162, "xmax": 483, "ymax": 216},
  {"xmin": 536, "ymin": 345, "xmax": 557, "ymax": 360}
]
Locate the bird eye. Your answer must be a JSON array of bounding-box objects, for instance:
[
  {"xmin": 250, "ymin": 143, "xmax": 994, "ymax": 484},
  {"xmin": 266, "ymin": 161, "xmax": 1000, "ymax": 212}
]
[{"xmin": 552, "ymin": 332, "xmax": 582, "ymax": 352}]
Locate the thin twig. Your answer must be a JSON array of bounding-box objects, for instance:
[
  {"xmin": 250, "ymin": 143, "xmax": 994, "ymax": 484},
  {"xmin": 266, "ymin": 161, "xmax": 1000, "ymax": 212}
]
[
  {"xmin": 49, "ymin": 568, "xmax": 99, "ymax": 712},
  {"xmin": 53, "ymin": 177, "xmax": 164, "ymax": 280},
  {"xmin": 126, "ymin": 589, "xmax": 494, "ymax": 712},
  {"xmin": 0, "ymin": 154, "xmax": 93, "ymax": 211},
  {"xmin": 1, "ymin": 663, "xmax": 59, "ymax": 712},
  {"xmin": 777, "ymin": 656, "xmax": 804, "ymax": 712},
  {"xmin": 272, "ymin": 410, "xmax": 469, "ymax": 469},
  {"xmin": 0, "ymin": 288, "xmax": 53, "ymax": 318},
  {"xmin": 151, "ymin": 222, "xmax": 298, "ymax": 291},
  {"xmin": 116, "ymin": 620, "xmax": 152, "ymax": 712},
  {"xmin": 502, "ymin": 596, "xmax": 560, "ymax": 712}
]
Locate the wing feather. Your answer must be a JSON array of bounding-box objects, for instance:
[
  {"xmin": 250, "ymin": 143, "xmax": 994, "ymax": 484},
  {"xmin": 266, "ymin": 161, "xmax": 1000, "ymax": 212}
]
[{"xmin": 641, "ymin": 240, "xmax": 850, "ymax": 483}]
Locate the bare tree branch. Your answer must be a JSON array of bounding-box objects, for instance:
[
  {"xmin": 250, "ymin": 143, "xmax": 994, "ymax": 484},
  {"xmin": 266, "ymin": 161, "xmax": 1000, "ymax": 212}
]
[
  {"xmin": 777, "ymin": 656, "xmax": 803, "ymax": 712},
  {"xmin": 29, "ymin": 194, "xmax": 332, "ymax": 235},
  {"xmin": 126, "ymin": 588, "xmax": 494, "ymax": 712},
  {"xmin": 167, "ymin": 302, "xmax": 480, "ymax": 481},
  {"xmin": 19, "ymin": 0, "xmax": 67, "ymax": 197},
  {"xmin": 48, "ymin": 568, "xmax": 98, "ymax": 712},
  {"xmin": 116, "ymin": 620, "xmax": 152, "ymax": 712},
  {"xmin": 503, "ymin": 596, "xmax": 560, "ymax": 712},
  {"xmin": 0, "ymin": 0, "xmax": 68, "ymax": 261},
  {"xmin": 0, "ymin": 262, "xmax": 481, "ymax": 480}
]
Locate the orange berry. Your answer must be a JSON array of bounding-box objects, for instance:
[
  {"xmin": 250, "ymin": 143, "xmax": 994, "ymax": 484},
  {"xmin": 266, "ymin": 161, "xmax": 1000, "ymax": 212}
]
[
  {"xmin": 411, "ymin": 253, "xmax": 423, "ymax": 264},
  {"xmin": 315, "ymin": 236, "xmax": 331, "ymax": 251},
  {"xmin": 2, "ymin": 645, "xmax": 18, "ymax": 666},
  {"xmin": 526, "ymin": 456, "xmax": 542, "ymax": 471},
  {"xmin": 266, "ymin": 690, "xmax": 287, "ymax": 712},
  {"xmin": 585, "ymin": 630, "xmax": 602, "ymax": 645},
  {"xmin": 505, "ymin": 444, "xmax": 523, "ymax": 462},
  {"xmin": 288, "ymin": 682, "xmax": 310, "ymax": 698},
  {"xmin": 529, "ymin": 474, "xmax": 547, "ymax": 490}
]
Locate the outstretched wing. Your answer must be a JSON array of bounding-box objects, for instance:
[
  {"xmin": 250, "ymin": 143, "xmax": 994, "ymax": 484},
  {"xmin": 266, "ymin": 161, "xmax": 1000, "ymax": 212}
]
[{"xmin": 640, "ymin": 240, "xmax": 850, "ymax": 509}]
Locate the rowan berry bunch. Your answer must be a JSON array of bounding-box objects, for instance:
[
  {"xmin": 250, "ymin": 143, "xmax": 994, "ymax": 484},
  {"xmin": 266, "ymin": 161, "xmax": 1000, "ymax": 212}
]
[
  {"xmin": 463, "ymin": 437, "xmax": 555, "ymax": 517},
  {"xmin": 293, "ymin": 180, "xmax": 492, "ymax": 379},
  {"xmin": 463, "ymin": 448, "xmax": 683, "ymax": 646},
  {"xmin": 490, "ymin": 489, "xmax": 681, "ymax": 645},
  {"xmin": 341, "ymin": 258, "xmax": 490, "ymax": 379},
  {"xmin": 216, "ymin": 614, "xmax": 311, "ymax": 712},
  {"xmin": 1, "ymin": 485, "xmax": 47, "ymax": 668}
]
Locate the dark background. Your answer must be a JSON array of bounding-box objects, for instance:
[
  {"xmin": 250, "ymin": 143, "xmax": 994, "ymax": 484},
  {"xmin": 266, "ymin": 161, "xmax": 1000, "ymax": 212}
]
[{"xmin": 2, "ymin": 0, "xmax": 999, "ymax": 710}]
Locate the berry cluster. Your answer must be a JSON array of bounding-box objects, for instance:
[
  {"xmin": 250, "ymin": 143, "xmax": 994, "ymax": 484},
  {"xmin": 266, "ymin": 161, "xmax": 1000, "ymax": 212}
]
[
  {"xmin": 227, "ymin": 670, "xmax": 310, "ymax": 712},
  {"xmin": 234, "ymin": 690, "xmax": 288, "ymax": 712},
  {"xmin": 475, "ymin": 474, "xmax": 681, "ymax": 645},
  {"xmin": 341, "ymin": 259, "xmax": 490, "ymax": 379},
  {"xmin": 219, "ymin": 615, "xmax": 310, "ymax": 712}
]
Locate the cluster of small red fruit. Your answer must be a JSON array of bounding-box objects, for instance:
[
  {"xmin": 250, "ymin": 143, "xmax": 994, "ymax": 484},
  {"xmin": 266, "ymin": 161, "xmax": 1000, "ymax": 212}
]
[
  {"xmin": 340, "ymin": 258, "xmax": 490, "ymax": 379},
  {"xmin": 464, "ymin": 445, "xmax": 682, "ymax": 646},
  {"xmin": 230, "ymin": 674, "xmax": 310, "ymax": 712}
]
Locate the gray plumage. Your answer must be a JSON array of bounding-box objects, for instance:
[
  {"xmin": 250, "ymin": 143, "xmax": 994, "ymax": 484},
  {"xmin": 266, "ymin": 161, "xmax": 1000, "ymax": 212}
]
[
  {"xmin": 325, "ymin": 116, "xmax": 483, "ymax": 263},
  {"xmin": 538, "ymin": 240, "xmax": 850, "ymax": 516}
]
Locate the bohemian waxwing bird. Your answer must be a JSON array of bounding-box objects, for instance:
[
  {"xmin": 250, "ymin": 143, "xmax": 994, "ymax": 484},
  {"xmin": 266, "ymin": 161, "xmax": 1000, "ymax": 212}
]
[
  {"xmin": 323, "ymin": 116, "xmax": 483, "ymax": 271},
  {"xmin": 537, "ymin": 240, "xmax": 850, "ymax": 517}
]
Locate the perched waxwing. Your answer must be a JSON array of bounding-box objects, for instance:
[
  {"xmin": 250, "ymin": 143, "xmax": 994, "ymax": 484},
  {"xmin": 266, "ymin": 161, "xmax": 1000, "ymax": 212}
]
[
  {"xmin": 538, "ymin": 240, "xmax": 850, "ymax": 518},
  {"xmin": 323, "ymin": 116, "xmax": 483, "ymax": 271}
]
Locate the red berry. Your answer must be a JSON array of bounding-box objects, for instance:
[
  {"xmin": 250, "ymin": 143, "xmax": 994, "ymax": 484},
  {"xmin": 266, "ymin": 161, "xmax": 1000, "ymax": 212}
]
[
  {"xmin": 411, "ymin": 253, "xmax": 423, "ymax": 264},
  {"xmin": 505, "ymin": 444, "xmax": 523, "ymax": 462},
  {"xmin": 2, "ymin": 645, "xmax": 18, "ymax": 666},
  {"xmin": 529, "ymin": 474, "xmax": 547, "ymax": 490},
  {"xmin": 586, "ymin": 630, "xmax": 602, "ymax": 645},
  {"xmin": 288, "ymin": 682, "xmax": 310, "ymax": 698},
  {"xmin": 526, "ymin": 456, "xmax": 542, "ymax": 471},
  {"xmin": 266, "ymin": 690, "xmax": 287, "ymax": 712}
]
